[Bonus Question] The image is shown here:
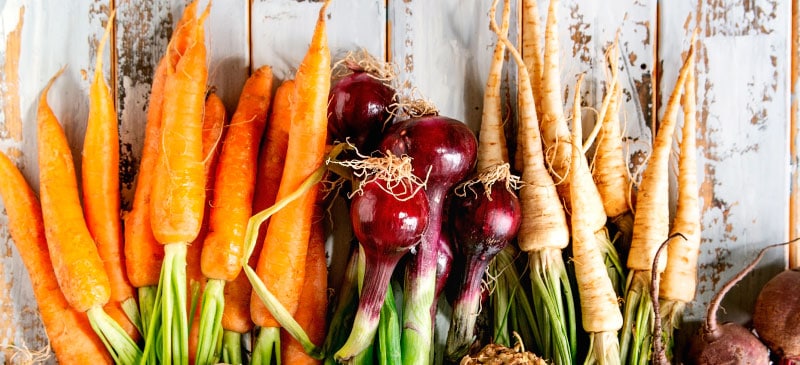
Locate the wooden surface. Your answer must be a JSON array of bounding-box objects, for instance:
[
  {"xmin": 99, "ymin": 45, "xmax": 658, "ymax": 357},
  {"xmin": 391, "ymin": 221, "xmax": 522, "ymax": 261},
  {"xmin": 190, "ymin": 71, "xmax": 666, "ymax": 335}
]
[{"xmin": 0, "ymin": 0, "xmax": 795, "ymax": 363}]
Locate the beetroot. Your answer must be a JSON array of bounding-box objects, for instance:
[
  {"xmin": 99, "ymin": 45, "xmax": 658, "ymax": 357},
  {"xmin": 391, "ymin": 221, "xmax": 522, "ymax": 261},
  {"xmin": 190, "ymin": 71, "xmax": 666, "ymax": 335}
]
[
  {"xmin": 753, "ymin": 268, "xmax": 800, "ymax": 362},
  {"xmin": 687, "ymin": 244, "xmax": 778, "ymax": 365}
]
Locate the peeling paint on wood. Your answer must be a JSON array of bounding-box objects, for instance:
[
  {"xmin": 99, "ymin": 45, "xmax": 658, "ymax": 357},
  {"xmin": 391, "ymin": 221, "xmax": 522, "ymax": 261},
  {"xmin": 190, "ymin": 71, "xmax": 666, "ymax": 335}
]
[
  {"xmin": 1, "ymin": 7, "xmax": 23, "ymax": 143},
  {"xmin": 660, "ymin": 0, "xmax": 791, "ymax": 348},
  {"xmin": 789, "ymin": 0, "xmax": 799, "ymax": 268}
]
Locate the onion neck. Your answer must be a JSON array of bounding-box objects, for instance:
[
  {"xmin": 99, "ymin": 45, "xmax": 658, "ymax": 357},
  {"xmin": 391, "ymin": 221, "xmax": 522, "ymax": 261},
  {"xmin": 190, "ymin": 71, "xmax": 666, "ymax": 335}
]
[{"xmin": 445, "ymin": 256, "xmax": 492, "ymax": 361}]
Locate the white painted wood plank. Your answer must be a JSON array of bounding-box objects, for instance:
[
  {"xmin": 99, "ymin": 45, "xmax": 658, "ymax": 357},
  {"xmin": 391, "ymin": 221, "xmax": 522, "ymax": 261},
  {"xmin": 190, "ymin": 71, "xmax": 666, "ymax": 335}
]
[
  {"xmin": 389, "ymin": 0, "xmax": 520, "ymax": 132},
  {"xmin": 659, "ymin": 0, "xmax": 791, "ymax": 331},
  {"xmin": 0, "ymin": 0, "xmax": 108, "ymax": 362},
  {"xmin": 250, "ymin": 0, "xmax": 385, "ymax": 82}
]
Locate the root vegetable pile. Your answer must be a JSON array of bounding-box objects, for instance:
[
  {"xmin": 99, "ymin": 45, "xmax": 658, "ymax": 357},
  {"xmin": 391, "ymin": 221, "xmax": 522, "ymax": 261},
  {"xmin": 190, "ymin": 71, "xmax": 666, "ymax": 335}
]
[{"xmin": 2, "ymin": 1, "xmax": 775, "ymax": 365}]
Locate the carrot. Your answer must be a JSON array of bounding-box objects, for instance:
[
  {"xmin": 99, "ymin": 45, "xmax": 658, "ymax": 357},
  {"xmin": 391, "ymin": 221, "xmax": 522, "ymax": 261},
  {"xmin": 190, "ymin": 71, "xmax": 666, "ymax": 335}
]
[
  {"xmin": 124, "ymin": 0, "xmax": 201, "ymax": 289},
  {"xmin": 0, "ymin": 151, "xmax": 112, "ymax": 364},
  {"xmin": 124, "ymin": 56, "xmax": 166, "ymax": 283},
  {"xmin": 81, "ymin": 12, "xmax": 140, "ymax": 341},
  {"xmin": 658, "ymin": 35, "xmax": 700, "ymax": 360},
  {"xmin": 187, "ymin": 91, "xmax": 227, "ymax": 289},
  {"xmin": 248, "ymin": 0, "xmax": 331, "ymax": 361},
  {"xmin": 195, "ymin": 66, "xmax": 274, "ymax": 365},
  {"xmin": 253, "ymin": 79, "xmax": 294, "ymax": 242},
  {"xmin": 280, "ymin": 207, "xmax": 328, "ymax": 365},
  {"xmin": 488, "ymin": 0, "xmax": 575, "ymax": 362},
  {"xmin": 140, "ymin": 2, "xmax": 210, "ymax": 364},
  {"xmin": 187, "ymin": 91, "xmax": 227, "ymax": 365},
  {"xmin": 569, "ymin": 75, "xmax": 623, "ymax": 365},
  {"xmin": 476, "ymin": 0, "xmax": 511, "ymax": 171},
  {"xmin": 619, "ymin": 34, "xmax": 696, "ymax": 365},
  {"xmin": 37, "ymin": 68, "xmax": 141, "ymax": 364}
]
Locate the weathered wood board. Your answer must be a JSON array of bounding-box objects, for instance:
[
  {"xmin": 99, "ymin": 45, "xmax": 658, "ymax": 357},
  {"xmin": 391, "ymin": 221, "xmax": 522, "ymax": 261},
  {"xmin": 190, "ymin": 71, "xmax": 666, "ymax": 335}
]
[{"xmin": 0, "ymin": 0, "xmax": 796, "ymax": 363}]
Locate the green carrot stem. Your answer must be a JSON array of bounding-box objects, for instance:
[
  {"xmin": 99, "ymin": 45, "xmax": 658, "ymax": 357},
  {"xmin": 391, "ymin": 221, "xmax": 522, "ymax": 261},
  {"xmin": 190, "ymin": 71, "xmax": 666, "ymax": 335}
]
[
  {"xmin": 244, "ymin": 265, "xmax": 324, "ymax": 358},
  {"xmin": 139, "ymin": 285, "xmax": 158, "ymax": 343},
  {"xmin": 324, "ymin": 246, "xmax": 360, "ymax": 365},
  {"xmin": 194, "ymin": 278, "xmax": 225, "ymax": 365},
  {"xmin": 162, "ymin": 242, "xmax": 189, "ymax": 365},
  {"xmin": 251, "ymin": 327, "xmax": 280, "ymax": 365},
  {"xmin": 87, "ymin": 306, "xmax": 143, "ymax": 365},
  {"xmin": 221, "ymin": 330, "xmax": 243, "ymax": 365},
  {"xmin": 139, "ymin": 283, "xmax": 162, "ymax": 365},
  {"xmin": 122, "ymin": 297, "xmax": 143, "ymax": 337}
]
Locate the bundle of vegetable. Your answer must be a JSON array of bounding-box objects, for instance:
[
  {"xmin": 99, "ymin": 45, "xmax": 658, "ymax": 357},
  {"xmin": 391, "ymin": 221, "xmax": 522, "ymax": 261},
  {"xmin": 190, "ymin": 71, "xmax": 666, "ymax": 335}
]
[
  {"xmin": 194, "ymin": 65, "xmax": 274, "ymax": 365},
  {"xmin": 333, "ymin": 153, "xmax": 430, "ymax": 362},
  {"xmin": 0, "ymin": 152, "xmax": 112, "ymax": 364},
  {"xmin": 619, "ymin": 34, "xmax": 696, "ymax": 365},
  {"xmin": 657, "ymin": 36, "xmax": 701, "ymax": 361},
  {"xmin": 491, "ymin": 0, "xmax": 576, "ymax": 362},
  {"xmin": 37, "ymin": 68, "xmax": 142, "ymax": 364},
  {"xmin": 138, "ymin": 1, "xmax": 212, "ymax": 363},
  {"xmin": 246, "ymin": 0, "xmax": 331, "ymax": 362},
  {"xmin": 379, "ymin": 107, "xmax": 478, "ymax": 364},
  {"xmin": 686, "ymin": 242, "xmax": 788, "ymax": 364}
]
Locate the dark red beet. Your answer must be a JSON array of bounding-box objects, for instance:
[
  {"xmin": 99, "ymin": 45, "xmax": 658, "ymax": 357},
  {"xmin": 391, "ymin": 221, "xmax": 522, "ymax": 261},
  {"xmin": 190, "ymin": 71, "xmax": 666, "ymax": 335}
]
[
  {"xmin": 445, "ymin": 182, "xmax": 521, "ymax": 361},
  {"xmin": 328, "ymin": 72, "xmax": 395, "ymax": 153},
  {"xmin": 687, "ymin": 244, "xmax": 783, "ymax": 365},
  {"xmin": 753, "ymin": 268, "xmax": 800, "ymax": 361}
]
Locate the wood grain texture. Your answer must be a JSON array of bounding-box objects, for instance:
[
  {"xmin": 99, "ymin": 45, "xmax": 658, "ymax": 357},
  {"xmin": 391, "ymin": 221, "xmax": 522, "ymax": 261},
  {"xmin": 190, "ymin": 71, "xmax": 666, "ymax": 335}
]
[
  {"xmin": 535, "ymin": 0, "xmax": 655, "ymax": 179},
  {"xmin": 659, "ymin": 0, "xmax": 791, "ymax": 329},
  {"xmin": 250, "ymin": 0, "xmax": 385, "ymax": 82},
  {"xmin": 790, "ymin": 0, "xmax": 799, "ymax": 268}
]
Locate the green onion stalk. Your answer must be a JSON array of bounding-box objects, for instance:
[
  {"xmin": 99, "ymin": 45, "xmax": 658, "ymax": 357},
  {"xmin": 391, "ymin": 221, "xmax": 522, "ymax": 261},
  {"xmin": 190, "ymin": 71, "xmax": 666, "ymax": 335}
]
[
  {"xmin": 324, "ymin": 244, "xmax": 361, "ymax": 365},
  {"xmin": 376, "ymin": 282, "xmax": 403, "ymax": 365}
]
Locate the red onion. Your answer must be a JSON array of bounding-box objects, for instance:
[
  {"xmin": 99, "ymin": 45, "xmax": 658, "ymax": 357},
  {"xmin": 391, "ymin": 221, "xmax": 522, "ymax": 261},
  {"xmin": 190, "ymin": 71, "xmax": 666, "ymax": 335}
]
[
  {"xmin": 328, "ymin": 71, "xmax": 395, "ymax": 153},
  {"xmin": 334, "ymin": 176, "xmax": 429, "ymax": 362},
  {"xmin": 444, "ymin": 182, "xmax": 521, "ymax": 360},
  {"xmin": 379, "ymin": 115, "xmax": 477, "ymax": 362}
]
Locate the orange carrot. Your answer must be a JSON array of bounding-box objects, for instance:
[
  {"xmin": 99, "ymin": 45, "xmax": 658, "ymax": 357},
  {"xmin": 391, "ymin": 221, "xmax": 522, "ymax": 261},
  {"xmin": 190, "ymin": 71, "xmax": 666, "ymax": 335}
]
[
  {"xmin": 195, "ymin": 66, "xmax": 274, "ymax": 365},
  {"xmin": 37, "ymin": 68, "xmax": 141, "ymax": 364},
  {"xmin": 81, "ymin": 12, "xmax": 139, "ymax": 341},
  {"xmin": 123, "ymin": 57, "xmax": 167, "ymax": 289},
  {"xmin": 141, "ymin": 2, "xmax": 211, "ymax": 363},
  {"xmin": 187, "ymin": 91, "xmax": 226, "ymax": 365},
  {"xmin": 201, "ymin": 65, "xmax": 274, "ymax": 282},
  {"xmin": 187, "ymin": 91, "xmax": 227, "ymax": 288},
  {"xmin": 249, "ymin": 1, "xmax": 331, "ymax": 360},
  {"xmin": 253, "ymin": 79, "xmax": 295, "ymax": 242},
  {"xmin": 281, "ymin": 208, "xmax": 328, "ymax": 365},
  {"xmin": 124, "ymin": 0, "xmax": 201, "ymax": 289},
  {"xmin": 0, "ymin": 151, "xmax": 112, "ymax": 364}
]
